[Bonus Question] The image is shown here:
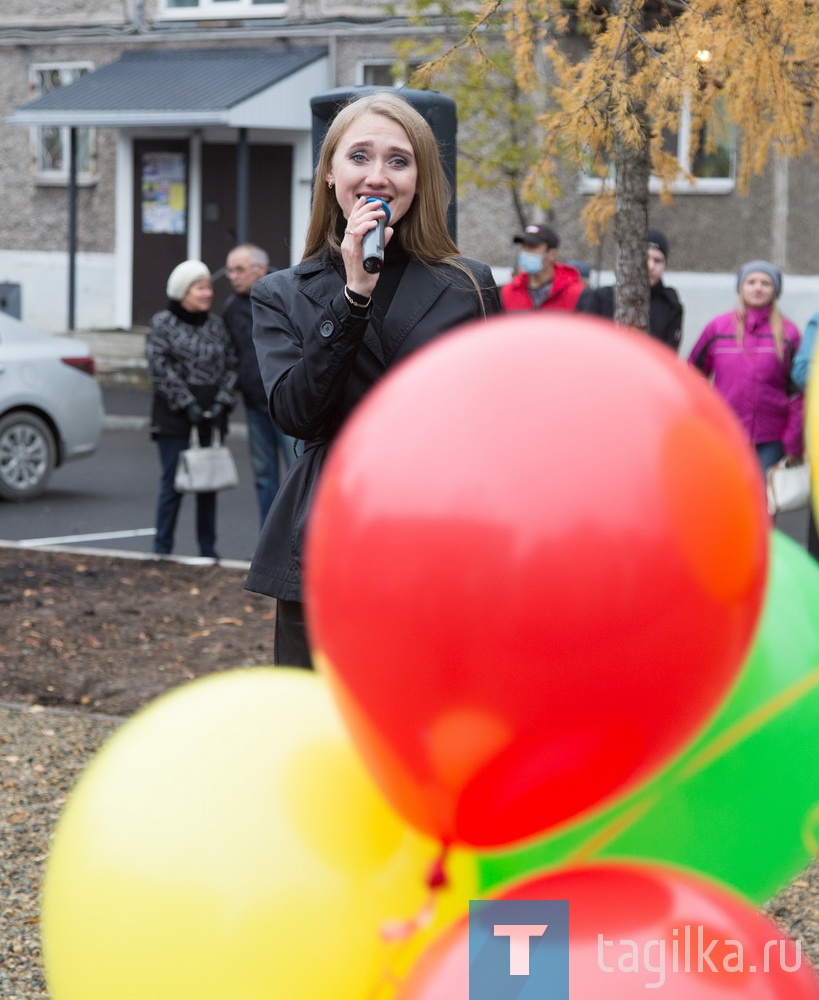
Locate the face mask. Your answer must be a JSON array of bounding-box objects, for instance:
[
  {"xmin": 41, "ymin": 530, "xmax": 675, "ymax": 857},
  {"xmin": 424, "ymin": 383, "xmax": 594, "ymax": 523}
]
[{"xmin": 518, "ymin": 250, "xmax": 545, "ymax": 275}]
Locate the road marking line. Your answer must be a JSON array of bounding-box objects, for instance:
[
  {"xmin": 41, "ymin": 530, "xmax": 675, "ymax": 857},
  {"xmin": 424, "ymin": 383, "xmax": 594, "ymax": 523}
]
[{"xmin": 19, "ymin": 528, "xmax": 157, "ymax": 546}]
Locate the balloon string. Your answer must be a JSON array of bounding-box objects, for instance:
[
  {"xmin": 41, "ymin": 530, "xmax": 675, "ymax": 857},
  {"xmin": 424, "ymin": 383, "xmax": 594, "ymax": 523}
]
[
  {"xmin": 365, "ymin": 844, "xmax": 451, "ymax": 1000},
  {"xmin": 677, "ymin": 664, "xmax": 819, "ymax": 778},
  {"xmin": 381, "ymin": 844, "xmax": 449, "ymax": 941},
  {"xmin": 566, "ymin": 665, "xmax": 819, "ymax": 865}
]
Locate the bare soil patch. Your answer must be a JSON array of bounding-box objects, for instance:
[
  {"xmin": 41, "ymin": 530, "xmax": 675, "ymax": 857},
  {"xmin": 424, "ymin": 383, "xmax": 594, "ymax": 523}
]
[
  {"xmin": 0, "ymin": 547, "xmax": 275, "ymax": 717},
  {"xmin": 1, "ymin": 545, "xmax": 817, "ymax": 974}
]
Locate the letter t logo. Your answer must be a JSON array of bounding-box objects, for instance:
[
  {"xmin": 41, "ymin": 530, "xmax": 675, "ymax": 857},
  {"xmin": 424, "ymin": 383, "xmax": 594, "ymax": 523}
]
[{"xmin": 493, "ymin": 924, "xmax": 548, "ymax": 975}]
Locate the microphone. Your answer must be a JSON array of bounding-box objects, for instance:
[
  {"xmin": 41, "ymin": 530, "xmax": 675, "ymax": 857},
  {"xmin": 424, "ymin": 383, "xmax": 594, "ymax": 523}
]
[{"xmin": 362, "ymin": 198, "xmax": 391, "ymax": 274}]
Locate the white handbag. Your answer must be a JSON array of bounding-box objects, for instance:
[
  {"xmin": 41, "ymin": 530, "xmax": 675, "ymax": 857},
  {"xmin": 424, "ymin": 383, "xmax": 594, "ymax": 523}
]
[
  {"xmin": 766, "ymin": 459, "xmax": 811, "ymax": 515},
  {"xmin": 174, "ymin": 426, "xmax": 239, "ymax": 493}
]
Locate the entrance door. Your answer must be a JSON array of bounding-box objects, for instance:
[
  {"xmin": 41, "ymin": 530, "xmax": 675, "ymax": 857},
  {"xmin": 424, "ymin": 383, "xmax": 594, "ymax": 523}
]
[
  {"xmin": 201, "ymin": 143, "xmax": 292, "ymax": 312},
  {"xmin": 131, "ymin": 139, "xmax": 293, "ymax": 324},
  {"xmin": 132, "ymin": 139, "xmax": 190, "ymax": 325}
]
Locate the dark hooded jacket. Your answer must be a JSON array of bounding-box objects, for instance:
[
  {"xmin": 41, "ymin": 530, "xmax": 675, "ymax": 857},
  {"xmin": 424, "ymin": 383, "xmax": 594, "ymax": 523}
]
[{"xmin": 576, "ymin": 281, "xmax": 684, "ymax": 351}]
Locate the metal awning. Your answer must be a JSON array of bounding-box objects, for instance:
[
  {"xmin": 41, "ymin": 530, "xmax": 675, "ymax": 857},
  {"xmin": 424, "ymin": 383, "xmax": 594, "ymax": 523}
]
[
  {"xmin": 8, "ymin": 45, "xmax": 329, "ymax": 129},
  {"xmin": 7, "ymin": 44, "xmax": 330, "ymax": 331}
]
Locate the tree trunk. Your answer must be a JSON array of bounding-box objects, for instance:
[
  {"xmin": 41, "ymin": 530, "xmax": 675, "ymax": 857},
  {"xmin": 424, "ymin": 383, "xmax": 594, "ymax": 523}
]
[{"xmin": 613, "ymin": 118, "xmax": 651, "ymax": 332}]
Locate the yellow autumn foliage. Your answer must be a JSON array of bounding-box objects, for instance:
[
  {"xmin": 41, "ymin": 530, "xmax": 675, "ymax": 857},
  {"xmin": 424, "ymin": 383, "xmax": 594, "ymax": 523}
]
[{"xmin": 404, "ymin": 0, "xmax": 819, "ymax": 234}]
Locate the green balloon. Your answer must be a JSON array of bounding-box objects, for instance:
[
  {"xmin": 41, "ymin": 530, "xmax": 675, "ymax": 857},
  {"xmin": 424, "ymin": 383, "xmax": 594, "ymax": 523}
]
[{"xmin": 478, "ymin": 530, "xmax": 819, "ymax": 902}]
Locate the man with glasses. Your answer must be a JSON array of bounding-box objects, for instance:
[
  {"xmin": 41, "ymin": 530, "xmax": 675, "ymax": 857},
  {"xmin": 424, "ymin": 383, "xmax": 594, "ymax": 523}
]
[{"xmin": 223, "ymin": 243, "xmax": 297, "ymax": 526}]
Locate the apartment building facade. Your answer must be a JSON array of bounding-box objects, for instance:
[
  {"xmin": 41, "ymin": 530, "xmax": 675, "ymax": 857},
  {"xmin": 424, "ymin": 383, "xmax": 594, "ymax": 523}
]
[{"xmin": 2, "ymin": 0, "xmax": 818, "ymax": 346}]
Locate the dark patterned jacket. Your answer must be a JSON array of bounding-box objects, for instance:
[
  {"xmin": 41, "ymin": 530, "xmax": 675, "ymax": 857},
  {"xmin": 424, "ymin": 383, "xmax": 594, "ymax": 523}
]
[{"xmin": 146, "ymin": 304, "xmax": 238, "ymax": 438}]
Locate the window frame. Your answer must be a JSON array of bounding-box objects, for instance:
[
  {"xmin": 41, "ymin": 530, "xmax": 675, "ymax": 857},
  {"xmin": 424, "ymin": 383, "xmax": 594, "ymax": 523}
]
[
  {"xmin": 157, "ymin": 0, "xmax": 287, "ymax": 20},
  {"xmin": 578, "ymin": 98, "xmax": 736, "ymax": 196},
  {"xmin": 356, "ymin": 60, "xmax": 424, "ymax": 89},
  {"xmin": 29, "ymin": 62, "xmax": 98, "ymax": 187}
]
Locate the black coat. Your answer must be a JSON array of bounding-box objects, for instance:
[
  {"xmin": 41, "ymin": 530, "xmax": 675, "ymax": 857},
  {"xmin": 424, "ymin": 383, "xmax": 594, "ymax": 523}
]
[
  {"xmin": 222, "ymin": 292, "xmax": 269, "ymax": 412},
  {"xmin": 245, "ymin": 253, "xmax": 501, "ymax": 601},
  {"xmin": 576, "ymin": 281, "xmax": 684, "ymax": 351}
]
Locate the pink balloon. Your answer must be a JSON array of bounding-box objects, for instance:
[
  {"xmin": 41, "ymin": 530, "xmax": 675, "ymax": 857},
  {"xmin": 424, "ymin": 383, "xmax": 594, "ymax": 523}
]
[{"xmin": 396, "ymin": 862, "xmax": 819, "ymax": 999}]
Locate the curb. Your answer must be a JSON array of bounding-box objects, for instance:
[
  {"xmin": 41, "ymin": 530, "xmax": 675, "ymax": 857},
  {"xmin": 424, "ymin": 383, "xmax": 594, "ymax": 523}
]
[
  {"xmin": 0, "ymin": 539, "xmax": 251, "ymax": 572},
  {"xmin": 102, "ymin": 414, "xmax": 248, "ymax": 438},
  {"xmin": 0, "ymin": 700, "xmax": 128, "ymax": 724}
]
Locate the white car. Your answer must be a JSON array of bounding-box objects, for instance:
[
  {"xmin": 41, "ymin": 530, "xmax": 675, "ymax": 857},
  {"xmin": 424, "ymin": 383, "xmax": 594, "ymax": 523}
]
[{"xmin": 0, "ymin": 312, "xmax": 104, "ymax": 500}]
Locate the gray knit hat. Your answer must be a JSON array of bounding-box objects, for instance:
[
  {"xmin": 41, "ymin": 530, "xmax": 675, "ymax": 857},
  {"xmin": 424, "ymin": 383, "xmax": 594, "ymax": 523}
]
[
  {"xmin": 736, "ymin": 260, "xmax": 782, "ymax": 299},
  {"xmin": 166, "ymin": 259, "xmax": 211, "ymax": 301}
]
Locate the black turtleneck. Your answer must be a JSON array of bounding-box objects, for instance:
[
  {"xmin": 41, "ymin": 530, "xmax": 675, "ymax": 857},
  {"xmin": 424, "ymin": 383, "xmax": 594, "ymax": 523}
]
[
  {"xmin": 370, "ymin": 237, "xmax": 410, "ymax": 320},
  {"xmin": 168, "ymin": 299, "xmax": 209, "ymax": 326},
  {"xmin": 334, "ymin": 216, "xmax": 410, "ymax": 318}
]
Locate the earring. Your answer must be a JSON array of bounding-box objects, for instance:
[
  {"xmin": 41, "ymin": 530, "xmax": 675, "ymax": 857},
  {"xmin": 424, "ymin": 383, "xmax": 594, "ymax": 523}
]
[{"xmin": 328, "ymin": 180, "xmax": 334, "ymax": 189}]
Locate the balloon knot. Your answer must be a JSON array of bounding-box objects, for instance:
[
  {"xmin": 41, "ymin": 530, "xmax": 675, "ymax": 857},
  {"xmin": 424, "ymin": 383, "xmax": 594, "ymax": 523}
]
[
  {"xmin": 426, "ymin": 843, "xmax": 450, "ymax": 890},
  {"xmin": 379, "ymin": 847, "xmax": 449, "ymax": 943}
]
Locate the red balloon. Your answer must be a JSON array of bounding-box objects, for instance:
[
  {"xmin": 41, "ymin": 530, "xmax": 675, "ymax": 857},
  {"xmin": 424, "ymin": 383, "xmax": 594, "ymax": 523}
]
[
  {"xmin": 305, "ymin": 315, "xmax": 769, "ymax": 847},
  {"xmin": 396, "ymin": 862, "xmax": 819, "ymax": 999}
]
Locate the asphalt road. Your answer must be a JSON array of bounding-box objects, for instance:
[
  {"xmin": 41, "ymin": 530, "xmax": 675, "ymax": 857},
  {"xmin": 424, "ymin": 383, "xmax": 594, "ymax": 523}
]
[
  {"xmin": 0, "ymin": 387, "xmax": 264, "ymax": 564},
  {"xmin": 1, "ymin": 385, "xmax": 814, "ymax": 566}
]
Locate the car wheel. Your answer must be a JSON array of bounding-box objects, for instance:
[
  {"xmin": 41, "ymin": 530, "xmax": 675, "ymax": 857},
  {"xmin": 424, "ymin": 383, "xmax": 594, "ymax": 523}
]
[{"xmin": 0, "ymin": 411, "xmax": 57, "ymax": 501}]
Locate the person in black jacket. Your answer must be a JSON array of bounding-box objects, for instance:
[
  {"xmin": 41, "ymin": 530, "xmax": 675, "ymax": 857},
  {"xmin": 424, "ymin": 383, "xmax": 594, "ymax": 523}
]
[
  {"xmin": 246, "ymin": 90, "xmax": 501, "ymax": 667},
  {"xmin": 223, "ymin": 243, "xmax": 297, "ymax": 526},
  {"xmin": 577, "ymin": 228, "xmax": 684, "ymax": 351},
  {"xmin": 146, "ymin": 259, "xmax": 238, "ymax": 559}
]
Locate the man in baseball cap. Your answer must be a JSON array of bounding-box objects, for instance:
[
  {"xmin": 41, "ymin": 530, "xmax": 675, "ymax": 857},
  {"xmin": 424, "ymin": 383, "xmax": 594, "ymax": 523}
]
[{"xmin": 501, "ymin": 224, "xmax": 586, "ymax": 312}]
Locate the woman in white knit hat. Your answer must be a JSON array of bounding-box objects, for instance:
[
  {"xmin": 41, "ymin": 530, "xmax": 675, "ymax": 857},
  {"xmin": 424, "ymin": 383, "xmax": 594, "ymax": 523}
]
[{"xmin": 146, "ymin": 259, "xmax": 238, "ymax": 558}]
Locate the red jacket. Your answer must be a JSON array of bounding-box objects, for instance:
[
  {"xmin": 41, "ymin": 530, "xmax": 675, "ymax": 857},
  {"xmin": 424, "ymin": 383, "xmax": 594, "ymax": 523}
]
[{"xmin": 501, "ymin": 262, "xmax": 585, "ymax": 312}]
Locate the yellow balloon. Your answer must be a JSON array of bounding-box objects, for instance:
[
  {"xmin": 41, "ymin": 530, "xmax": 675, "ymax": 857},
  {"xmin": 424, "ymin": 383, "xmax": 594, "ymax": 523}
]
[
  {"xmin": 809, "ymin": 355, "xmax": 819, "ymax": 514},
  {"xmin": 42, "ymin": 669, "xmax": 476, "ymax": 1000}
]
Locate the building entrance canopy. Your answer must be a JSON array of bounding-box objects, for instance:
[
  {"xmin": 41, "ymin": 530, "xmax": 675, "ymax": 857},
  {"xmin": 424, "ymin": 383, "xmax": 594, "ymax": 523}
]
[
  {"xmin": 8, "ymin": 45, "xmax": 329, "ymax": 129},
  {"xmin": 7, "ymin": 45, "xmax": 329, "ymax": 329}
]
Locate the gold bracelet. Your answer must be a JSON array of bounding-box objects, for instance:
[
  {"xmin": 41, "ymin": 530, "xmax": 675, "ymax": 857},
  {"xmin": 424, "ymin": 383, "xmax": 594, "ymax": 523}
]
[{"xmin": 344, "ymin": 285, "xmax": 371, "ymax": 309}]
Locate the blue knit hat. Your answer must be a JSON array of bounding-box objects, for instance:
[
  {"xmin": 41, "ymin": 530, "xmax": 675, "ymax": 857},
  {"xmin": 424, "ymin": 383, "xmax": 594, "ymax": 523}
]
[{"xmin": 736, "ymin": 260, "xmax": 782, "ymax": 299}]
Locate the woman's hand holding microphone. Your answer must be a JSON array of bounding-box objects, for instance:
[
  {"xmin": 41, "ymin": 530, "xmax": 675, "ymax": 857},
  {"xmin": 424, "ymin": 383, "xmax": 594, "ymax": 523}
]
[{"xmin": 340, "ymin": 196, "xmax": 393, "ymax": 306}]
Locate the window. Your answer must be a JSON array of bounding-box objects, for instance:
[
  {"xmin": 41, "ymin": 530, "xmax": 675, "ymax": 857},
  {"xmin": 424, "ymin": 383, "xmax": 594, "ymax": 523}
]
[
  {"xmin": 685, "ymin": 100, "xmax": 734, "ymax": 181},
  {"xmin": 31, "ymin": 64, "xmax": 97, "ymax": 184},
  {"xmin": 660, "ymin": 97, "xmax": 734, "ymax": 190},
  {"xmin": 159, "ymin": 0, "xmax": 286, "ymax": 19},
  {"xmin": 579, "ymin": 98, "xmax": 735, "ymax": 195},
  {"xmin": 358, "ymin": 61, "xmax": 423, "ymax": 89}
]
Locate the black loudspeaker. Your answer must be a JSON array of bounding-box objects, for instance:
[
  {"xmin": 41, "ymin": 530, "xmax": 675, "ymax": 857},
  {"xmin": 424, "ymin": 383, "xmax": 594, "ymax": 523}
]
[{"xmin": 310, "ymin": 86, "xmax": 457, "ymax": 241}]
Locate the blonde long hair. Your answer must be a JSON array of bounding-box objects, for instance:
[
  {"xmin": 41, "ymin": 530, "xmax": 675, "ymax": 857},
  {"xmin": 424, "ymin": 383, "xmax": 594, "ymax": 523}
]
[
  {"xmin": 305, "ymin": 91, "xmax": 459, "ymax": 262},
  {"xmin": 734, "ymin": 299, "xmax": 786, "ymax": 360},
  {"xmin": 305, "ymin": 91, "xmax": 492, "ymax": 312}
]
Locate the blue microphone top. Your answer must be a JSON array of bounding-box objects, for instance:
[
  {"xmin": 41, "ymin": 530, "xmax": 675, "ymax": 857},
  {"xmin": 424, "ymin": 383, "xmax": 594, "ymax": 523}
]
[{"xmin": 365, "ymin": 196, "xmax": 392, "ymax": 222}]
